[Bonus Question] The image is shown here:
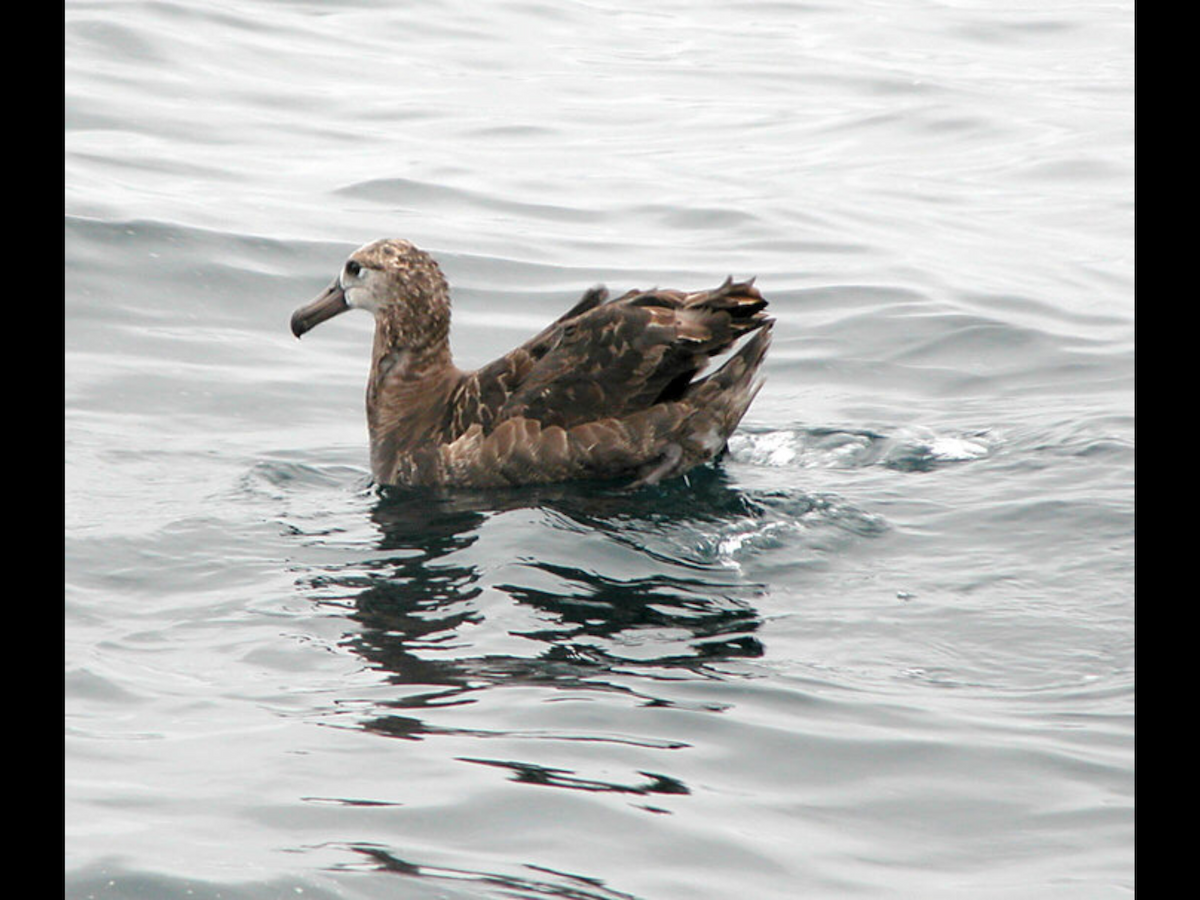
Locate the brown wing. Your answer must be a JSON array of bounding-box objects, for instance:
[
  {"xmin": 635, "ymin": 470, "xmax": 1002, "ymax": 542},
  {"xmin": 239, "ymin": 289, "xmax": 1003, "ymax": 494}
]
[
  {"xmin": 457, "ymin": 277, "xmax": 768, "ymax": 436},
  {"xmin": 429, "ymin": 320, "xmax": 774, "ymax": 488},
  {"xmin": 421, "ymin": 295, "xmax": 773, "ymax": 488},
  {"xmin": 441, "ymin": 286, "xmax": 608, "ymax": 439}
]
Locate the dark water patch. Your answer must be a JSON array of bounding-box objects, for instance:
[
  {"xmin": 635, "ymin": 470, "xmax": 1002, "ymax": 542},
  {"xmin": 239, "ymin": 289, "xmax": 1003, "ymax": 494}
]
[
  {"xmin": 65, "ymin": 666, "xmax": 144, "ymax": 706},
  {"xmin": 335, "ymin": 176, "xmax": 600, "ymax": 224},
  {"xmin": 646, "ymin": 204, "xmax": 763, "ymax": 232},
  {"xmin": 466, "ymin": 122, "xmax": 560, "ymax": 140},
  {"xmin": 952, "ymin": 16, "xmax": 1083, "ymax": 46},
  {"xmin": 341, "ymin": 844, "xmax": 640, "ymax": 900},
  {"xmin": 495, "ymin": 560, "xmax": 764, "ymax": 664},
  {"xmin": 459, "ymin": 757, "xmax": 689, "ymax": 798},
  {"xmin": 66, "ymin": 16, "xmax": 166, "ymax": 64},
  {"xmin": 355, "ymin": 708, "xmax": 692, "ymax": 749}
]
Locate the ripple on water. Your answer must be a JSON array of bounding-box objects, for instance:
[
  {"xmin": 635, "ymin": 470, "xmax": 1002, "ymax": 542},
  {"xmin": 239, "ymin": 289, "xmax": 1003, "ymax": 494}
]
[{"xmin": 728, "ymin": 425, "xmax": 994, "ymax": 472}]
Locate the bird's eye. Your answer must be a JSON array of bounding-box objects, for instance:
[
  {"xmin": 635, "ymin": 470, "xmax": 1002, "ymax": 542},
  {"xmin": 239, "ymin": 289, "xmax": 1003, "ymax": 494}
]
[{"xmin": 345, "ymin": 260, "xmax": 362, "ymax": 278}]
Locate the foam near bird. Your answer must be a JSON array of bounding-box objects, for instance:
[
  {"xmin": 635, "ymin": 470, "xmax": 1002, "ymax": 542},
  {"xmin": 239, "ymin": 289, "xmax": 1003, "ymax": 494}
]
[{"xmin": 291, "ymin": 239, "xmax": 773, "ymax": 488}]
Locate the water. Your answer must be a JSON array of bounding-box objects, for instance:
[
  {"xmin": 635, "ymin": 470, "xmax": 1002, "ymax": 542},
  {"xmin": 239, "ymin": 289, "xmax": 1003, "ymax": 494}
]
[{"xmin": 65, "ymin": 1, "xmax": 1134, "ymax": 897}]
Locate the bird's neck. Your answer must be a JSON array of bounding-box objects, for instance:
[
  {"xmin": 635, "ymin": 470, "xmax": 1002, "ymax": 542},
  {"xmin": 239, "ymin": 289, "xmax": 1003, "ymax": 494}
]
[{"xmin": 365, "ymin": 317, "xmax": 460, "ymax": 479}]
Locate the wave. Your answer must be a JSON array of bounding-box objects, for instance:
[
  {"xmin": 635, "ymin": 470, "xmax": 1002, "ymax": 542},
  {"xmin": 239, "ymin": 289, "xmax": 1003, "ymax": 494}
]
[{"xmin": 729, "ymin": 425, "xmax": 993, "ymax": 472}]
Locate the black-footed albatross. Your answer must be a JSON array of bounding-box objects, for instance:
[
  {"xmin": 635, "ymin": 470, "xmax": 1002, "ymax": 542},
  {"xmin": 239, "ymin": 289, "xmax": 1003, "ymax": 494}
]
[{"xmin": 291, "ymin": 238, "xmax": 773, "ymax": 489}]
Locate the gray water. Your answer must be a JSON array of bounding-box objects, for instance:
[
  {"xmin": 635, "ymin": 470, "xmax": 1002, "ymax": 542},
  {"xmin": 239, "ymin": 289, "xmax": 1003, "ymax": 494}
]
[{"xmin": 65, "ymin": 2, "xmax": 1134, "ymax": 898}]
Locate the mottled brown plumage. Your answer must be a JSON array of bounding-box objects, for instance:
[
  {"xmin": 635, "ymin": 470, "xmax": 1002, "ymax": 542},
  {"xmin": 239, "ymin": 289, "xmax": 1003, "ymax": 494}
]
[{"xmin": 291, "ymin": 239, "xmax": 773, "ymax": 488}]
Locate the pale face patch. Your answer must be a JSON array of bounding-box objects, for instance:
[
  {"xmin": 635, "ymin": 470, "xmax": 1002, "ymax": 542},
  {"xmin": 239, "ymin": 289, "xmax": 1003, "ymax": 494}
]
[{"xmin": 342, "ymin": 262, "xmax": 381, "ymax": 313}]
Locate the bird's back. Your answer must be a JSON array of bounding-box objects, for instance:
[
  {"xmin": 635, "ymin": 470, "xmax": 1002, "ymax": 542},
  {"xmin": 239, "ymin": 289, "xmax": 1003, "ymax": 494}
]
[{"xmin": 406, "ymin": 278, "xmax": 772, "ymax": 487}]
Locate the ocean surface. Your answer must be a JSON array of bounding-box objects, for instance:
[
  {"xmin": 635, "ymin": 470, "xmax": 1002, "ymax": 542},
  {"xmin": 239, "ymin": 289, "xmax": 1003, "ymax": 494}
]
[{"xmin": 65, "ymin": 1, "xmax": 1134, "ymax": 898}]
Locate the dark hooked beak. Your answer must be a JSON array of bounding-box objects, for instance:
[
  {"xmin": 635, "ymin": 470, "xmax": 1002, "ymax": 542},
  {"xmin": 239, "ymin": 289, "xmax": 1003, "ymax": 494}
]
[{"xmin": 291, "ymin": 278, "xmax": 349, "ymax": 338}]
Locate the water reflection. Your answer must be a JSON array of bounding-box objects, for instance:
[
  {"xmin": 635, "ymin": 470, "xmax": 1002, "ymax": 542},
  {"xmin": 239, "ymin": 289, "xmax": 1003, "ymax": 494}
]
[
  {"xmin": 305, "ymin": 469, "xmax": 773, "ymax": 708},
  {"xmin": 497, "ymin": 560, "xmax": 764, "ymax": 664},
  {"xmin": 286, "ymin": 455, "xmax": 884, "ymax": 890},
  {"xmin": 343, "ymin": 843, "xmax": 642, "ymax": 900},
  {"xmin": 457, "ymin": 757, "xmax": 690, "ymax": 798},
  {"xmin": 340, "ymin": 499, "xmax": 488, "ymax": 693}
]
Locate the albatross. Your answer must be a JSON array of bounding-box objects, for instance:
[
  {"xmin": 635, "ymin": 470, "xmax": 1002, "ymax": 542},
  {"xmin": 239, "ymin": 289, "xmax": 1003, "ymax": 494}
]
[{"xmin": 291, "ymin": 238, "xmax": 773, "ymax": 488}]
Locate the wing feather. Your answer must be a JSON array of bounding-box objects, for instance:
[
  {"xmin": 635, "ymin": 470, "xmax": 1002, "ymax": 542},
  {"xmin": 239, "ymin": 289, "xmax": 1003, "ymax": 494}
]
[{"xmin": 437, "ymin": 278, "xmax": 769, "ymax": 483}]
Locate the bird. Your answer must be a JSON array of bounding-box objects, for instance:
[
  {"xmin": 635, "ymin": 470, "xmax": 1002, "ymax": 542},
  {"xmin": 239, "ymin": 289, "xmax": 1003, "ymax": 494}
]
[{"xmin": 290, "ymin": 238, "xmax": 773, "ymax": 489}]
